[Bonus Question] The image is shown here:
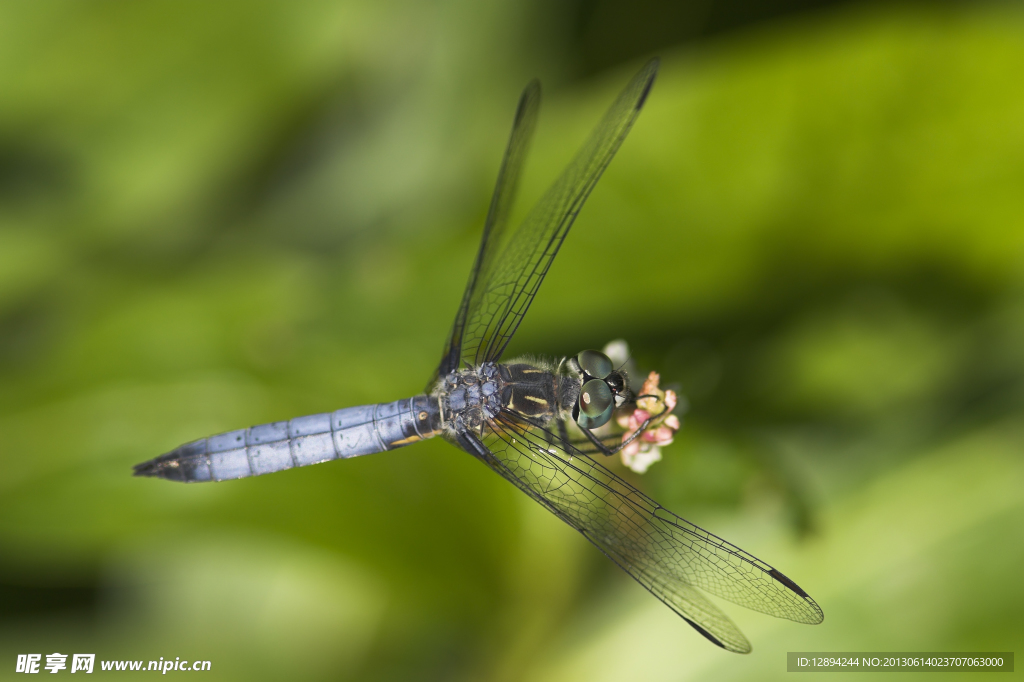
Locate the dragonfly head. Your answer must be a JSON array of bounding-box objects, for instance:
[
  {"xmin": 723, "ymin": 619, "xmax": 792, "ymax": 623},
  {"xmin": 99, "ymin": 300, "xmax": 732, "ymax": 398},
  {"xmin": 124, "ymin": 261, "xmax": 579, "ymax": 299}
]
[{"xmin": 571, "ymin": 349, "xmax": 629, "ymax": 429}]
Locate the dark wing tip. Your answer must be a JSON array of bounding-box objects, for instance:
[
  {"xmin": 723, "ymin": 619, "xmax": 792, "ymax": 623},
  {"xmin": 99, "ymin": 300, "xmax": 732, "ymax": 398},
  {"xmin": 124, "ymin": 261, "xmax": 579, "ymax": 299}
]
[
  {"xmin": 515, "ymin": 79, "xmax": 541, "ymax": 125},
  {"xmin": 768, "ymin": 568, "xmax": 807, "ymax": 598},
  {"xmin": 683, "ymin": 616, "xmax": 751, "ymax": 654},
  {"xmin": 635, "ymin": 58, "xmax": 660, "ymax": 110},
  {"xmin": 768, "ymin": 568, "xmax": 825, "ymax": 624}
]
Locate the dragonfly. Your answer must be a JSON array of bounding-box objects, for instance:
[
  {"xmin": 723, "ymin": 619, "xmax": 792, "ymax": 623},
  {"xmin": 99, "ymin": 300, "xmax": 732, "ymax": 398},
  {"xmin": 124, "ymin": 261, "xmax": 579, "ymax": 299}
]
[{"xmin": 134, "ymin": 59, "xmax": 823, "ymax": 654}]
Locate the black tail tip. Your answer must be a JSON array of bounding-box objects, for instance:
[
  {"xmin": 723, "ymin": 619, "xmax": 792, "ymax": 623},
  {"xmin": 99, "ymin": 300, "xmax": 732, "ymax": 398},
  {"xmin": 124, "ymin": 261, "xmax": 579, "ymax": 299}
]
[
  {"xmin": 133, "ymin": 461, "xmax": 157, "ymax": 477},
  {"xmin": 132, "ymin": 457, "xmax": 187, "ymax": 482}
]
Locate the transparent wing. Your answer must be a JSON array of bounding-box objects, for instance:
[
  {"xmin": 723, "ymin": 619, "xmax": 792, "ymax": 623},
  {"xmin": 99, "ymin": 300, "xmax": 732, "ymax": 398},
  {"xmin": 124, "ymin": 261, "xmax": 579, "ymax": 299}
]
[
  {"xmin": 466, "ymin": 59, "xmax": 658, "ymax": 366},
  {"xmin": 450, "ymin": 410, "xmax": 823, "ymax": 654},
  {"xmin": 433, "ymin": 80, "xmax": 541, "ymax": 384},
  {"xmin": 439, "ymin": 59, "xmax": 659, "ymax": 376}
]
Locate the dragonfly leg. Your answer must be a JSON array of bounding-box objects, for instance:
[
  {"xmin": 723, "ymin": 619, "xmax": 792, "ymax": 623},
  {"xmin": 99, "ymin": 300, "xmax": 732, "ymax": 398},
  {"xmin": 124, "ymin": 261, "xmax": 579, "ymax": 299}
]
[
  {"xmin": 456, "ymin": 429, "xmax": 490, "ymax": 458},
  {"xmin": 579, "ymin": 425, "xmax": 619, "ymax": 456},
  {"xmin": 557, "ymin": 419, "xmax": 572, "ymax": 448},
  {"xmin": 579, "ymin": 401, "xmax": 671, "ymax": 456}
]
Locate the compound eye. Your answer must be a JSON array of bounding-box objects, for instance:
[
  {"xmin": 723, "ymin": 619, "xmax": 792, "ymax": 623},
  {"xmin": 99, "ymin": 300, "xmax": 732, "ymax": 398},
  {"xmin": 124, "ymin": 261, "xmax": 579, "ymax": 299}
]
[
  {"xmin": 577, "ymin": 350, "xmax": 613, "ymax": 379},
  {"xmin": 579, "ymin": 379, "xmax": 612, "ymax": 417},
  {"xmin": 576, "ymin": 379, "xmax": 614, "ymax": 429}
]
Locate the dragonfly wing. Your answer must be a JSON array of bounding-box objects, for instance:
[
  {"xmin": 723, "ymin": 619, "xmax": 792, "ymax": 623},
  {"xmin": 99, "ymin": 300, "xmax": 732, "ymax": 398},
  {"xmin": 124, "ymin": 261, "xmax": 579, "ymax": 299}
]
[
  {"xmin": 447, "ymin": 59, "xmax": 658, "ymax": 374},
  {"xmin": 432, "ymin": 80, "xmax": 541, "ymax": 385},
  {"xmin": 450, "ymin": 409, "xmax": 823, "ymax": 654}
]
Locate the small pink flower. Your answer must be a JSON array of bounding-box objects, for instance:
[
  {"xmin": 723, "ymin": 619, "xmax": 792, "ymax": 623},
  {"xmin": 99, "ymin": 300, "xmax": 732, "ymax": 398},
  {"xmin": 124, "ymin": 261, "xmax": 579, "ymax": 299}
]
[
  {"xmin": 604, "ymin": 360, "xmax": 683, "ymax": 474},
  {"xmin": 621, "ymin": 443, "xmax": 662, "ymax": 473},
  {"xmin": 641, "ymin": 371, "xmax": 661, "ymax": 396},
  {"xmin": 636, "ymin": 372, "xmax": 665, "ymax": 413},
  {"xmin": 653, "ymin": 425, "xmax": 675, "ymax": 445},
  {"xmin": 627, "ymin": 410, "xmax": 649, "ymax": 432}
]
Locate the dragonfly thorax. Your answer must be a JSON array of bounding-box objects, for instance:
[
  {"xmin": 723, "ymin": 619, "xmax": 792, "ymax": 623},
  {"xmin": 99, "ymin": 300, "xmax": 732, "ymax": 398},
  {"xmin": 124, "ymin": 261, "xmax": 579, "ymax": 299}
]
[
  {"xmin": 436, "ymin": 360, "xmax": 579, "ymax": 435},
  {"xmin": 439, "ymin": 363, "xmax": 503, "ymax": 434}
]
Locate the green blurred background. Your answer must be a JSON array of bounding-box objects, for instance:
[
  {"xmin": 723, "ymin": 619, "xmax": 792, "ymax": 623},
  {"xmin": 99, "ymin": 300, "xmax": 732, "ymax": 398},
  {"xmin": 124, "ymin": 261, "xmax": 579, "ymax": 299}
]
[{"xmin": 1, "ymin": 1, "xmax": 1022, "ymax": 680}]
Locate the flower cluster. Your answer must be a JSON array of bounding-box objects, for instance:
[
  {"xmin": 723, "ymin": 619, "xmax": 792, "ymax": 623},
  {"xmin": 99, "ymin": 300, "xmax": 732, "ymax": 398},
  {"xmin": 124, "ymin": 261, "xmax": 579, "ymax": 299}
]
[{"xmin": 618, "ymin": 371, "xmax": 681, "ymax": 474}]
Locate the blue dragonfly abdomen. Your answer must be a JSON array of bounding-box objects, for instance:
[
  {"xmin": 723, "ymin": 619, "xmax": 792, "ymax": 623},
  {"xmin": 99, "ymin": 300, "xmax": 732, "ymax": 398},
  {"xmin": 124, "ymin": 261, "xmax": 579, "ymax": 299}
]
[{"xmin": 135, "ymin": 396, "xmax": 441, "ymax": 482}]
